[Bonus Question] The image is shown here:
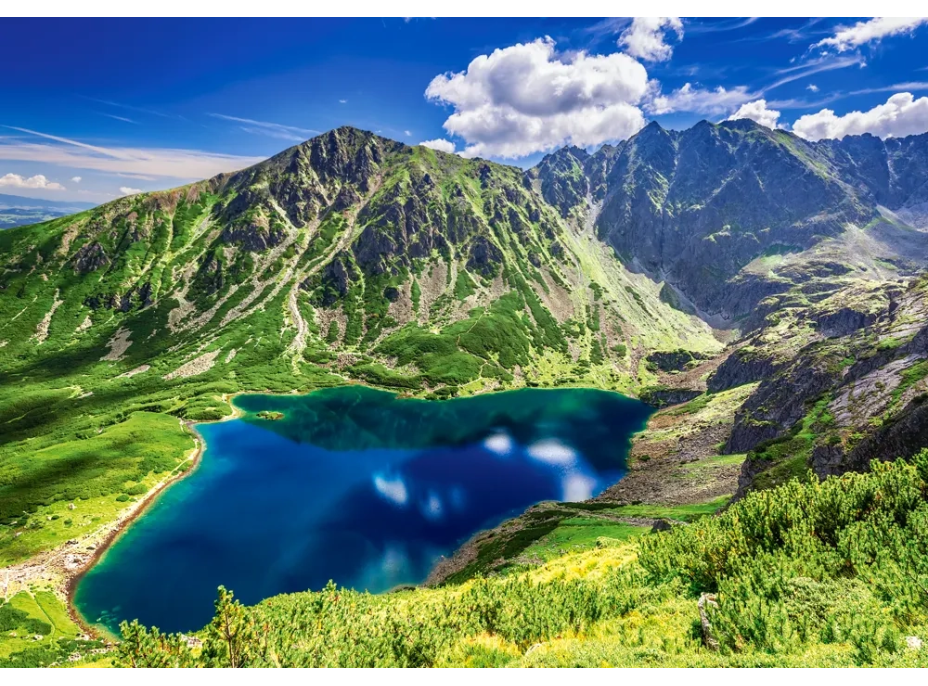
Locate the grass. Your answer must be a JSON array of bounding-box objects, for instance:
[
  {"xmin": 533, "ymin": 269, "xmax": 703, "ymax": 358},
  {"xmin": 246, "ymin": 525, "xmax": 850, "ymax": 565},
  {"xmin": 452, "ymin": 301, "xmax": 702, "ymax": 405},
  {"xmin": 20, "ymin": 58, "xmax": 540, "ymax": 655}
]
[
  {"xmin": 0, "ymin": 411, "xmax": 195, "ymax": 566},
  {"xmin": 0, "ymin": 592, "xmax": 103, "ymax": 666},
  {"xmin": 520, "ymin": 518, "xmax": 650, "ymax": 562},
  {"xmin": 571, "ymin": 497, "xmax": 731, "ymax": 522}
]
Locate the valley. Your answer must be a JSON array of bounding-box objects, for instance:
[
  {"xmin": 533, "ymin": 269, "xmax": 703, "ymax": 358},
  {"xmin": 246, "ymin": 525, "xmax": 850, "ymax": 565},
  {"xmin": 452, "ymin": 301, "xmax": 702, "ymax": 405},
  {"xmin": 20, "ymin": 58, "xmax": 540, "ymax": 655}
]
[{"xmin": 2, "ymin": 122, "xmax": 928, "ymax": 667}]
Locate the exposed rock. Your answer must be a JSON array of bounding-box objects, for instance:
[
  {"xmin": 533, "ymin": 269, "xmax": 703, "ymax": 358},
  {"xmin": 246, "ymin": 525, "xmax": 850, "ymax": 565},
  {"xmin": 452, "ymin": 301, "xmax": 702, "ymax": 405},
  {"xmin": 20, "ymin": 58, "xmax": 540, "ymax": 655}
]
[
  {"xmin": 708, "ymin": 345, "xmax": 783, "ymax": 392},
  {"xmin": 646, "ymin": 349, "xmax": 710, "ymax": 373},
  {"xmin": 466, "ymin": 236, "xmax": 503, "ymax": 278},
  {"xmin": 71, "ymin": 241, "xmax": 109, "ymax": 273},
  {"xmin": 639, "ymin": 386, "xmax": 702, "ymax": 408},
  {"xmin": 101, "ymin": 327, "xmax": 132, "ymax": 362},
  {"xmin": 163, "ymin": 350, "xmax": 221, "ymax": 380}
]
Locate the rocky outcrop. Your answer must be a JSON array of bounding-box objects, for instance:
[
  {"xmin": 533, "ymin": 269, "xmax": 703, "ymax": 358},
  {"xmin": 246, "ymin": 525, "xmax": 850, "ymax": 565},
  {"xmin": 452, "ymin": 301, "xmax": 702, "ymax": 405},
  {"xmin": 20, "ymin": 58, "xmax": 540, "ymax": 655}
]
[
  {"xmin": 638, "ymin": 386, "xmax": 702, "ymax": 408},
  {"xmin": 726, "ymin": 357, "xmax": 836, "ymax": 454},
  {"xmin": 707, "ymin": 346, "xmax": 782, "ymax": 392},
  {"xmin": 831, "ymin": 396, "xmax": 928, "ymax": 475},
  {"xmin": 646, "ymin": 349, "xmax": 710, "ymax": 373},
  {"xmin": 71, "ymin": 241, "xmax": 109, "ymax": 273},
  {"xmin": 220, "ymin": 224, "xmax": 285, "ymax": 252},
  {"xmin": 466, "ymin": 236, "xmax": 503, "ymax": 278}
]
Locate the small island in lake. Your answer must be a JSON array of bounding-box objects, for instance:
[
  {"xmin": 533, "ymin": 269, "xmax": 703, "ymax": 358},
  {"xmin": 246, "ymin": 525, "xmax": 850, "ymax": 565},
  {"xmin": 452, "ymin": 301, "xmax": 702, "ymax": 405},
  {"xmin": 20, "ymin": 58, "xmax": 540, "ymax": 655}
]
[{"xmin": 256, "ymin": 410, "xmax": 285, "ymax": 421}]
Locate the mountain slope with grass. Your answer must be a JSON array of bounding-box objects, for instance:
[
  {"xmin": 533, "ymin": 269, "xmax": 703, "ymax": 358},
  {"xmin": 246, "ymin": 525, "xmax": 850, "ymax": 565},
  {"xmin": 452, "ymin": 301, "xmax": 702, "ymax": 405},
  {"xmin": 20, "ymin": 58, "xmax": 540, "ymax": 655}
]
[{"xmin": 0, "ymin": 126, "xmax": 721, "ymax": 570}]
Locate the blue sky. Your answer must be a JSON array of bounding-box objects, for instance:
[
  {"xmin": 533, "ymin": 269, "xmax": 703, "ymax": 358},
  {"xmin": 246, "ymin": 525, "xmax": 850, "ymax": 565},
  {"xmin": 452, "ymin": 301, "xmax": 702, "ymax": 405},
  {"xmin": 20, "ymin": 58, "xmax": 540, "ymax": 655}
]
[{"xmin": 2, "ymin": 17, "xmax": 928, "ymax": 203}]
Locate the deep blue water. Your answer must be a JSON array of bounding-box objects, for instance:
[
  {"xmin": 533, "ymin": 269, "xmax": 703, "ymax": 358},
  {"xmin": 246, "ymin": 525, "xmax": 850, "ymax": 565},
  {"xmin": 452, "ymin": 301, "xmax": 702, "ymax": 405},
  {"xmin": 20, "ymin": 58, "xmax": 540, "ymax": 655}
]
[{"xmin": 74, "ymin": 387, "xmax": 651, "ymax": 634}]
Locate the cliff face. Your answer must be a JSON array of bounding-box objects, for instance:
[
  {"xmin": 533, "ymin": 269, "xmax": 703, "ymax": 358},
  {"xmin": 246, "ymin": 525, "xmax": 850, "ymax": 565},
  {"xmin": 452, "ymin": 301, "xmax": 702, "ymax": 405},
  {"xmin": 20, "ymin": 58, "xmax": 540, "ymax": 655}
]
[
  {"xmin": 530, "ymin": 120, "xmax": 928, "ymax": 324},
  {"xmin": 702, "ymin": 276, "xmax": 928, "ymax": 497}
]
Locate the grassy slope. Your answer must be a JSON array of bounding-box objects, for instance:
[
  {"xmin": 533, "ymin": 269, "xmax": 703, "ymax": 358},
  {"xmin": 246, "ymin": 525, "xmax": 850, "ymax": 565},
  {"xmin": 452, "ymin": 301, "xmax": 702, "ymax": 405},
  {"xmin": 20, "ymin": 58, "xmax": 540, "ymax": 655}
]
[{"xmin": 0, "ymin": 134, "xmax": 722, "ymax": 570}]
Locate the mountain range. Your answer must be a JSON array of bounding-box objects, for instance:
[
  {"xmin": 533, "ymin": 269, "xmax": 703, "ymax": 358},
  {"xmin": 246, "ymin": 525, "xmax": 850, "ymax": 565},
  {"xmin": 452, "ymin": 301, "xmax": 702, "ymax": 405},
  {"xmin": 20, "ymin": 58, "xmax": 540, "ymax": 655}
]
[
  {"xmin": 3, "ymin": 120, "xmax": 928, "ymax": 519},
  {"xmin": 0, "ymin": 193, "xmax": 98, "ymax": 230}
]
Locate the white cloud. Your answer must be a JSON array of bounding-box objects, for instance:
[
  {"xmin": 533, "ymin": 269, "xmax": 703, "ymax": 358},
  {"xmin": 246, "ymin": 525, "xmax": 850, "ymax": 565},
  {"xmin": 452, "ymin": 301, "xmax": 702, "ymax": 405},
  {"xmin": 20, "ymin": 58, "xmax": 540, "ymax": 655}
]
[
  {"xmin": 425, "ymin": 37, "xmax": 649, "ymax": 158},
  {"xmin": 0, "ymin": 127, "xmax": 264, "ymax": 181},
  {"xmin": 648, "ymin": 83, "xmax": 755, "ymax": 115},
  {"xmin": 403, "ymin": 130, "xmax": 412, "ymax": 136},
  {"xmin": 792, "ymin": 92, "xmax": 928, "ymax": 141},
  {"xmin": 71, "ymin": 176, "xmax": 82, "ymax": 183},
  {"xmin": 119, "ymin": 186, "xmax": 142, "ymax": 195},
  {"xmin": 727, "ymin": 99, "xmax": 782, "ymax": 129},
  {"xmin": 618, "ymin": 17, "xmax": 683, "ymax": 62},
  {"xmin": 814, "ymin": 17, "xmax": 928, "ymax": 52},
  {"xmin": 0, "ymin": 173, "xmax": 65, "ymax": 191},
  {"xmin": 419, "ymin": 138, "xmax": 456, "ymax": 154},
  {"xmin": 807, "ymin": 84, "xmax": 819, "ymax": 92},
  {"xmin": 209, "ymin": 113, "xmax": 319, "ymax": 142},
  {"xmin": 339, "ymin": 99, "xmax": 347, "ymax": 104}
]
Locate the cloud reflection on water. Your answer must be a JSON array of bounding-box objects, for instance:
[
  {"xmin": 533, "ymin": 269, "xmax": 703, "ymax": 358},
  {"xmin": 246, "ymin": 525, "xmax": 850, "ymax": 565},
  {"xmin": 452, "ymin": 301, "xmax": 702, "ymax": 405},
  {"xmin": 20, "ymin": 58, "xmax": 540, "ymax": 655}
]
[{"xmin": 373, "ymin": 473, "xmax": 408, "ymax": 506}]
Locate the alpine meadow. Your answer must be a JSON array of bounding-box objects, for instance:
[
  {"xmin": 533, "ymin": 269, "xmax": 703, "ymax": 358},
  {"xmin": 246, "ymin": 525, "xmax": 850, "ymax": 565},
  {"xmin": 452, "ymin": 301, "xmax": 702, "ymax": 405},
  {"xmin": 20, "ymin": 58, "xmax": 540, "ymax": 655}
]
[{"xmin": 2, "ymin": 14, "xmax": 928, "ymax": 670}]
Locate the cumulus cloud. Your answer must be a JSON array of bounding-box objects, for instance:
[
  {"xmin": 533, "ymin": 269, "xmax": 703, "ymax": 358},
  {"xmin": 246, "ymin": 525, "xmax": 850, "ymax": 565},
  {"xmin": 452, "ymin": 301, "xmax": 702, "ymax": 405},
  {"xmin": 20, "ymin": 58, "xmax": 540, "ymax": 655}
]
[
  {"xmin": 425, "ymin": 37, "xmax": 648, "ymax": 158},
  {"xmin": 727, "ymin": 99, "xmax": 782, "ymax": 129},
  {"xmin": 792, "ymin": 92, "xmax": 928, "ymax": 141},
  {"xmin": 71, "ymin": 176, "xmax": 82, "ymax": 183},
  {"xmin": 648, "ymin": 83, "xmax": 755, "ymax": 116},
  {"xmin": 419, "ymin": 138, "xmax": 456, "ymax": 154},
  {"xmin": 814, "ymin": 17, "xmax": 928, "ymax": 52},
  {"xmin": 618, "ymin": 17, "xmax": 683, "ymax": 62},
  {"xmin": 0, "ymin": 173, "xmax": 65, "ymax": 191},
  {"xmin": 807, "ymin": 84, "xmax": 819, "ymax": 92},
  {"xmin": 119, "ymin": 186, "xmax": 142, "ymax": 195},
  {"xmin": 0, "ymin": 126, "xmax": 264, "ymax": 181}
]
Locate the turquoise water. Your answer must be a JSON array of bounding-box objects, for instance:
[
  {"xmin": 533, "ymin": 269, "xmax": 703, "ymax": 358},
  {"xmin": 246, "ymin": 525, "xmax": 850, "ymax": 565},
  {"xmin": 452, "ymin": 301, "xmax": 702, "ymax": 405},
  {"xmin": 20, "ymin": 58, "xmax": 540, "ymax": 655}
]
[{"xmin": 74, "ymin": 386, "xmax": 651, "ymax": 634}]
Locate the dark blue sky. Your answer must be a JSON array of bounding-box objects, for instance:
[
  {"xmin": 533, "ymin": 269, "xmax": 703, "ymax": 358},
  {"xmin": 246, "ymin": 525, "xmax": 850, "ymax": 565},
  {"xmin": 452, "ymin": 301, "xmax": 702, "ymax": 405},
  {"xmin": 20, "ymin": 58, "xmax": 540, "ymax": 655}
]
[{"xmin": 2, "ymin": 17, "xmax": 927, "ymax": 202}]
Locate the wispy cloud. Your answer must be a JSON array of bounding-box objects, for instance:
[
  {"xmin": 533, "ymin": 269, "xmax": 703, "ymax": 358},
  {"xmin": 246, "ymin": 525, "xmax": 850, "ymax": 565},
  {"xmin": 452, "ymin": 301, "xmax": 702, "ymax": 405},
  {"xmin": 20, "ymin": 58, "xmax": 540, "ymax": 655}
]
[
  {"xmin": 768, "ymin": 83, "xmax": 928, "ymax": 111},
  {"xmin": 81, "ymin": 96, "xmax": 183, "ymax": 120},
  {"xmin": 814, "ymin": 17, "xmax": 928, "ymax": 53},
  {"xmin": 0, "ymin": 126, "xmax": 263, "ymax": 180},
  {"xmin": 764, "ymin": 18, "xmax": 828, "ymax": 43},
  {"xmin": 101, "ymin": 113, "xmax": 136, "ymax": 124},
  {"xmin": 209, "ymin": 113, "xmax": 319, "ymax": 142},
  {"xmin": 765, "ymin": 55, "xmax": 865, "ymax": 92},
  {"xmin": 849, "ymin": 81, "xmax": 928, "ymax": 96},
  {"xmin": 684, "ymin": 17, "xmax": 759, "ymax": 34}
]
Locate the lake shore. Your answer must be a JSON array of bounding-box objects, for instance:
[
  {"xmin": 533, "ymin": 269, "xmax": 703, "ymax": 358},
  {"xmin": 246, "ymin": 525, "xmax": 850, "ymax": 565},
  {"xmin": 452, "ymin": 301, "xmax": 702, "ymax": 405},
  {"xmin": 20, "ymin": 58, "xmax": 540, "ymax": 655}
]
[
  {"xmin": 1, "ymin": 417, "xmax": 214, "ymax": 640},
  {"xmin": 10, "ymin": 382, "xmax": 657, "ymax": 640}
]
